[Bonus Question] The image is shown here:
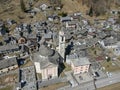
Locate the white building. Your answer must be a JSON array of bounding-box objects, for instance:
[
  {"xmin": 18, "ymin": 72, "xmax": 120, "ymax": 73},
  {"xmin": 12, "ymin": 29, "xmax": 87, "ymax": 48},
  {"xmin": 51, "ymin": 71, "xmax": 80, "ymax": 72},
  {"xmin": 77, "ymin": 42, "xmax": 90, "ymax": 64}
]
[{"xmin": 59, "ymin": 30, "xmax": 65, "ymax": 61}]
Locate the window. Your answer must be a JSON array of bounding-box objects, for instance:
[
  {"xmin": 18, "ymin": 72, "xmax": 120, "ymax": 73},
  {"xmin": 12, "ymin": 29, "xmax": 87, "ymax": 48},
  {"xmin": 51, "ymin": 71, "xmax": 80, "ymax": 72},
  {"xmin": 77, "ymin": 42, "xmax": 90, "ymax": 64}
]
[{"xmin": 62, "ymin": 36, "xmax": 64, "ymax": 41}]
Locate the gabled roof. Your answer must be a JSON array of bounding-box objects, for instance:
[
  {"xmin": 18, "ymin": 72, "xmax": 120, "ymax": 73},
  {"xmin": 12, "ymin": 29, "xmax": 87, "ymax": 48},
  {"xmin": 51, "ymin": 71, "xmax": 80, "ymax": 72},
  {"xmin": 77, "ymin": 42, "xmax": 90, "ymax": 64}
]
[
  {"xmin": 33, "ymin": 45, "xmax": 60, "ymax": 69},
  {"xmin": 0, "ymin": 44, "xmax": 19, "ymax": 52},
  {"xmin": 39, "ymin": 45, "xmax": 54, "ymax": 57},
  {"xmin": 103, "ymin": 37, "xmax": 117, "ymax": 46},
  {"xmin": 0, "ymin": 57, "xmax": 18, "ymax": 70},
  {"xmin": 71, "ymin": 57, "xmax": 90, "ymax": 67}
]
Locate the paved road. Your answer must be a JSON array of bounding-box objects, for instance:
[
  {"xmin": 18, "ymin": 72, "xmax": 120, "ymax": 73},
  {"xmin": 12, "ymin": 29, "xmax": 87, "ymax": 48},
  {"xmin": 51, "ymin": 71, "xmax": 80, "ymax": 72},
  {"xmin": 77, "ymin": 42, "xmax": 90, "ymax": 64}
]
[
  {"xmin": 58, "ymin": 71, "xmax": 120, "ymax": 90},
  {"xmin": 38, "ymin": 77, "xmax": 67, "ymax": 88},
  {"xmin": 58, "ymin": 81, "xmax": 95, "ymax": 90},
  {"xmin": 96, "ymin": 72, "xmax": 120, "ymax": 88}
]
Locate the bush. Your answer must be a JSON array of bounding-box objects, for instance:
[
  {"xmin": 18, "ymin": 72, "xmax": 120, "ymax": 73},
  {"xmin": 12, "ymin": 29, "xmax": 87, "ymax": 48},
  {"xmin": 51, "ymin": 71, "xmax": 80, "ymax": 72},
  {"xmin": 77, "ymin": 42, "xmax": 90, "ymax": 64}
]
[{"xmin": 58, "ymin": 12, "xmax": 67, "ymax": 17}]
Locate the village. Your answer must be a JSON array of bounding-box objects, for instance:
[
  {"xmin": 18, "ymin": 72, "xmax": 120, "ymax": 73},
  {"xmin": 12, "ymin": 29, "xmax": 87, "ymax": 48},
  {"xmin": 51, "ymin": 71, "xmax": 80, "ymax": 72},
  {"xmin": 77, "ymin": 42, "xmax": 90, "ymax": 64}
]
[{"xmin": 0, "ymin": 0, "xmax": 120, "ymax": 90}]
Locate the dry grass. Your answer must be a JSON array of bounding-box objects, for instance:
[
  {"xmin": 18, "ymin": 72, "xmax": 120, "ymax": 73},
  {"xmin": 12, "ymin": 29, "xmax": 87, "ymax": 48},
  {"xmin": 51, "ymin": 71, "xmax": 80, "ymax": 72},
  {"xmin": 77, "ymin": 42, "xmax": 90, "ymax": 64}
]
[
  {"xmin": 59, "ymin": 63, "xmax": 71, "ymax": 77},
  {"xmin": 0, "ymin": 0, "xmax": 47, "ymax": 23},
  {"xmin": 88, "ymin": 46, "xmax": 103, "ymax": 58},
  {"xmin": 64, "ymin": 63, "xmax": 71, "ymax": 71},
  {"xmin": 61, "ymin": 0, "xmax": 88, "ymax": 14},
  {"xmin": 0, "ymin": 0, "xmax": 118, "ymax": 24},
  {"xmin": 0, "ymin": 0, "xmax": 110, "ymax": 24},
  {"xmin": 0, "ymin": 73, "xmax": 17, "ymax": 85},
  {"xmin": 37, "ymin": 73, "xmax": 42, "ymax": 80},
  {"xmin": 0, "ymin": 36, "xmax": 3, "ymax": 41},
  {"xmin": 97, "ymin": 82, "xmax": 120, "ymax": 90},
  {"xmin": 61, "ymin": 0, "xmax": 110, "ymax": 22},
  {"xmin": 100, "ymin": 60, "xmax": 120, "ymax": 72}
]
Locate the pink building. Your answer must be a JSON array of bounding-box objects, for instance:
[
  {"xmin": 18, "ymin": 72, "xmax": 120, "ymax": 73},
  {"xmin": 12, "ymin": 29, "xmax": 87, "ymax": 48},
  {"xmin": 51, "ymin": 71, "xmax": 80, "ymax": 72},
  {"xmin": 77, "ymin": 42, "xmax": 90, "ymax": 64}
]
[{"xmin": 71, "ymin": 57, "xmax": 91, "ymax": 75}]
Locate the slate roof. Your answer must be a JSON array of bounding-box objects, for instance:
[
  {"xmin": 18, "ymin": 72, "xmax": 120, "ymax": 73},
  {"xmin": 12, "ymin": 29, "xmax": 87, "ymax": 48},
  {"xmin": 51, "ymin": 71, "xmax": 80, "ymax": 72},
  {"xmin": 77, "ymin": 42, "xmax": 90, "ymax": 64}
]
[
  {"xmin": 103, "ymin": 37, "xmax": 117, "ymax": 46},
  {"xmin": 71, "ymin": 57, "xmax": 91, "ymax": 67},
  {"xmin": 73, "ymin": 44, "xmax": 87, "ymax": 50},
  {"xmin": 20, "ymin": 66, "xmax": 37, "ymax": 90},
  {"xmin": 86, "ymin": 38, "xmax": 98, "ymax": 47},
  {"xmin": 0, "ymin": 57, "xmax": 18, "ymax": 70},
  {"xmin": 97, "ymin": 31, "xmax": 107, "ymax": 39},
  {"xmin": 39, "ymin": 45, "xmax": 54, "ymax": 57},
  {"xmin": 33, "ymin": 45, "xmax": 60, "ymax": 69},
  {"xmin": 60, "ymin": 16, "xmax": 72, "ymax": 22},
  {"xmin": 0, "ymin": 44, "xmax": 19, "ymax": 52}
]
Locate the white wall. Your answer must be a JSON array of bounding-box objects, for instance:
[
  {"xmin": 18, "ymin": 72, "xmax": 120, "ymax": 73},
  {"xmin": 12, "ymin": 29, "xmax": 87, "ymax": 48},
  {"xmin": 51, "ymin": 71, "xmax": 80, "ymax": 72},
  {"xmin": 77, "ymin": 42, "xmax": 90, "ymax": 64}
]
[{"xmin": 34, "ymin": 62, "xmax": 41, "ymax": 73}]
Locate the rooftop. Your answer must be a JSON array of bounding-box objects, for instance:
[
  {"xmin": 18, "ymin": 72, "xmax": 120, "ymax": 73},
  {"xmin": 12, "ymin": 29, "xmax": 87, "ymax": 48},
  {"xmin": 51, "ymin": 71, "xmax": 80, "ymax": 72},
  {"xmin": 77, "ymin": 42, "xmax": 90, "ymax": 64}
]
[
  {"xmin": 33, "ymin": 44, "xmax": 61, "ymax": 69},
  {"xmin": 0, "ymin": 44, "xmax": 19, "ymax": 52},
  {"xmin": 39, "ymin": 45, "xmax": 54, "ymax": 57},
  {"xmin": 20, "ymin": 66, "xmax": 37, "ymax": 90},
  {"xmin": 0, "ymin": 56, "xmax": 18, "ymax": 70},
  {"xmin": 71, "ymin": 57, "xmax": 91, "ymax": 67}
]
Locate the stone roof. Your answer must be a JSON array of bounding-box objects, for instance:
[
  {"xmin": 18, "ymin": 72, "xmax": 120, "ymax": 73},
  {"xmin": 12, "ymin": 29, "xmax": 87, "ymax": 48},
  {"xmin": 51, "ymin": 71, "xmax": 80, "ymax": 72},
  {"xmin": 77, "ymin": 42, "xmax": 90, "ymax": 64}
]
[
  {"xmin": 39, "ymin": 45, "xmax": 54, "ymax": 57},
  {"xmin": 33, "ymin": 45, "xmax": 60, "ymax": 69},
  {"xmin": 103, "ymin": 37, "xmax": 117, "ymax": 46},
  {"xmin": 71, "ymin": 57, "xmax": 90, "ymax": 67},
  {"xmin": 0, "ymin": 44, "xmax": 19, "ymax": 52},
  {"xmin": 60, "ymin": 16, "xmax": 72, "ymax": 22},
  {"xmin": 20, "ymin": 66, "xmax": 37, "ymax": 90},
  {"xmin": 0, "ymin": 57, "xmax": 18, "ymax": 70}
]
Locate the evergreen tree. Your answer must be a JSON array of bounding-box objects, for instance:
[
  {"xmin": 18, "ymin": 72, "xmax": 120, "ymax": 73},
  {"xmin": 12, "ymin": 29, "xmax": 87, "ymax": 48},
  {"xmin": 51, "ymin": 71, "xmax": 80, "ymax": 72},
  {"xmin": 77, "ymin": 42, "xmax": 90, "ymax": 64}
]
[
  {"xmin": 20, "ymin": 0, "xmax": 26, "ymax": 12},
  {"xmin": 89, "ymin": 6, "xmax": 93, "ymax": 17}
]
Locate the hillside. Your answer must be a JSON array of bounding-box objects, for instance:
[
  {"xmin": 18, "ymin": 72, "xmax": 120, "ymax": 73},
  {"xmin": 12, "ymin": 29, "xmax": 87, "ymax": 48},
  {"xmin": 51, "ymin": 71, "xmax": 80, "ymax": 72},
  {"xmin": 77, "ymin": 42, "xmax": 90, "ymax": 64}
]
[{"xmin": 0, "ymin": 0, "xmax": 119, "ymax": 23}]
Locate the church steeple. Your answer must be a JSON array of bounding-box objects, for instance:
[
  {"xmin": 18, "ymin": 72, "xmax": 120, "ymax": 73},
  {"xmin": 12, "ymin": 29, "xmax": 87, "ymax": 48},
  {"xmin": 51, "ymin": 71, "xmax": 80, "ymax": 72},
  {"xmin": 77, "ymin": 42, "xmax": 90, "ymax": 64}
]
[{"xmin": 59, "ymin": 30, "xmax": 65, "ymax": 61}]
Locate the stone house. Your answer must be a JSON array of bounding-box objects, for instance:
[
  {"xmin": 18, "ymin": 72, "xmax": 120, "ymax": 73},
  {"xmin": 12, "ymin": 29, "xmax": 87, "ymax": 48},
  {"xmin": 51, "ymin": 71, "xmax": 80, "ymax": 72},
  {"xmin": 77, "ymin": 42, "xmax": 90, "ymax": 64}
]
[{"xmin": 0, "ymin": 56, "xmax": 18, "ymax": 74}]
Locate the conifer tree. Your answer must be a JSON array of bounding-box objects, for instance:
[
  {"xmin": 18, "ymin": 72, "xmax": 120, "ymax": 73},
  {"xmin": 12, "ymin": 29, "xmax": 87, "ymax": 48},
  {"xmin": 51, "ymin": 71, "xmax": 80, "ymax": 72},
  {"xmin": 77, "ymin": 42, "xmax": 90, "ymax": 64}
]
[{"xmin": 20, "ymin": 0, "xmax": 26, "ymax": 12}]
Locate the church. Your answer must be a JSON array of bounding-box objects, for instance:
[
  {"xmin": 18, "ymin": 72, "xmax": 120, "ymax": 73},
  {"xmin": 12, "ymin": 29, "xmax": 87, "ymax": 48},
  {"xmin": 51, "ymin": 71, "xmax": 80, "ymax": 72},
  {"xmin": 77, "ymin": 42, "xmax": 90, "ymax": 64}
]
[{"xmin": 33, "ymin": 44, "xmax": 62, "ymax": 80}]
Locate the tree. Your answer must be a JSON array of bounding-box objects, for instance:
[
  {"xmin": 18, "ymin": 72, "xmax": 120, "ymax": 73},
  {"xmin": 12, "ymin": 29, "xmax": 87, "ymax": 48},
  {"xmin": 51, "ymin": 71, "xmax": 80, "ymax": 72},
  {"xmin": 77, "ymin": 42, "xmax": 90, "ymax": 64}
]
[
  {"xmin": 27, "ymin": 25, "xmax": 32, "ymax": 34},
  {"xmin": 83, "ymin": 0, "xmax": 109, "ymax": 16},
  {"xmin": 58, "ymin": 12, "xmax": 67, "ymax": 17},
  {"xmin": 88, "ymin": 6, "xmax": 93, "ymax": 17},
  {"xmin": 106, "ymin": 57, "xmax": 111, "ymax": 62},
  {"xmin": 20, "ymin": 31, "xmax": 23, "ymax": 37},
  {"xmin": 20, "ymin": 0, "xmax": 26, "ymax": 12}
]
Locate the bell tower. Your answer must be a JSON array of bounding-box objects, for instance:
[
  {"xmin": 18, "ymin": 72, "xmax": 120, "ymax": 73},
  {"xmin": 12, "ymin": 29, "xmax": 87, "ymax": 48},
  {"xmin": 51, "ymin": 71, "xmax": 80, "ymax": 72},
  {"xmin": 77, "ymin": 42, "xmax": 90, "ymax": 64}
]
[{"xmin": 59, "ymin": 30, "xmax": 65, "ymax": 61}]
